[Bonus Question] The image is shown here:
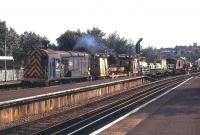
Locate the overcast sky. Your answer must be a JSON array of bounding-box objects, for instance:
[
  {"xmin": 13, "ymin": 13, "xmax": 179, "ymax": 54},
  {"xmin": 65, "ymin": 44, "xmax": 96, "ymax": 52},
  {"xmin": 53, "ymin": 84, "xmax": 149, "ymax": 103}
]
[{"xmin": 0, "ymin": 0, "xmax": 200, "ymax": 48}]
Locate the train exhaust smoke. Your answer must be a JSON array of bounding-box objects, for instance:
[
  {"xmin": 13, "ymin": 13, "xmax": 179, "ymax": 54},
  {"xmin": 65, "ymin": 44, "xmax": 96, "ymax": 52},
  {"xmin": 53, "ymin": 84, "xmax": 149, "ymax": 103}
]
[
  {"xmin": 73, "ymin": 34, "xmax": 119, "ymax": 63},
  {"xmin": 73, "ymin": 34, "xmax": 103, "ymax": 54}
]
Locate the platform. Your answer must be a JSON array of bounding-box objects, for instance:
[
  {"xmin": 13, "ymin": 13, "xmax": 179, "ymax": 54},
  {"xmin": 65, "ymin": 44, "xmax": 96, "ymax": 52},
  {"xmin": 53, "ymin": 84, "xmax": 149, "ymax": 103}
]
[
  {"xmin": 0, "ymin": 81, "xmax": 21, "ymax": 90},
  {"xmin": 0, "ymin": 76, "xmax": 147, "ymax": 107},
  {"xmin": 0, "ymin": 81, "xmax": 21, "ymax": 86},
  {"xmin": 98, "ymin": 76, "xmax": 200, "ymax": 135}
]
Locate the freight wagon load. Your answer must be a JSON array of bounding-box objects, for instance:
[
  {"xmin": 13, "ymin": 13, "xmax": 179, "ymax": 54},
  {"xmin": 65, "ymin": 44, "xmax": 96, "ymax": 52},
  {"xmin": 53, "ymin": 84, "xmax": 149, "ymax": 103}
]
[
  {"xmin": 148, "ymin": 59, "xmax": 167, "ymax": 77},
  {"xmin": 166, "ymin": 58, "xmax": 186, "ymax": 75},
  {"xmin": 109, "ymin": 54, "xmax": 139, "ymax": 78}
]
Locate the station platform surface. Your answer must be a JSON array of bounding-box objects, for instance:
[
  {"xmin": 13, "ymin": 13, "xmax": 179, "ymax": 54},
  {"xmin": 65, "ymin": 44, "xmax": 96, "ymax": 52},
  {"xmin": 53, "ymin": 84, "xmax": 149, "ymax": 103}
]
[
  {"xmin": 99, "ymin": 76, "xmax": 200, "ymax": 135},
  {"xmin": 0, "ymin": 76, "xmax": 142, "ymax": 104}
]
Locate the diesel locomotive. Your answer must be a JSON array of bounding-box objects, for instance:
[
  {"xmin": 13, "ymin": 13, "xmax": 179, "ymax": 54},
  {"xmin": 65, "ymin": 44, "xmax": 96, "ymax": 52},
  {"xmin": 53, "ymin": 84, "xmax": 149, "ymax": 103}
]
[{"xmin": 23, "ymin": 49, "xmax": 109, "ymax": 86}]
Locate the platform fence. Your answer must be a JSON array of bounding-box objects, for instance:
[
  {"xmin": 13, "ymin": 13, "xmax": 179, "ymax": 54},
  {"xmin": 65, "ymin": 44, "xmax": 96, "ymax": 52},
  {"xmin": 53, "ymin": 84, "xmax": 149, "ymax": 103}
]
[{"xmin": 0, "ymin": 69, "xmax": 23, "ymax": 81}]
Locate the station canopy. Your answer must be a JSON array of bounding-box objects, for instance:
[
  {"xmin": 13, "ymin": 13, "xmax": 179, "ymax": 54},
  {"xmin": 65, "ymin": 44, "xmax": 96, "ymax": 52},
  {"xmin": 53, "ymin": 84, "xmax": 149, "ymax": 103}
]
[{"xmin": 0, "ymin": 56, "xmax": 14, "ymax": 61}]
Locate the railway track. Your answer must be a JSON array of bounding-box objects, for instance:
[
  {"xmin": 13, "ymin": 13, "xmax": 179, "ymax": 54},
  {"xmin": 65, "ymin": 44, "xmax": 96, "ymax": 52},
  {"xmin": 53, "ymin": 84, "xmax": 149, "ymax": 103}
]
[
  {"xmin": 36, "ymin": 78, "xmax": 184, "ymax": 135},
  {"xmin": 0, "ymin": 75, "xmax": 189, "ymax": 135}
]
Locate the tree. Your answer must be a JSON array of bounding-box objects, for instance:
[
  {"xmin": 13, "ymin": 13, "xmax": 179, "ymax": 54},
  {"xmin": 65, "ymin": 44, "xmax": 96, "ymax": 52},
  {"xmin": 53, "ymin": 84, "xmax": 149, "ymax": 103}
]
[
  {"xmin": 0, "ymin": 21, "xmax": 6, "ymax": 55},
  {"xmin": 6, "ymin": 28, "xmax": 21, "ymax": 55},
  {"xmin": 86, "ymin": 27, "xmax": 106, "ymax": 43},
  {"xmin": 0, "ymin": 21, "xmax": 21, "ymax": 57},
  {"xmin": 74, "ymin": 28, "xmax": 108, "ymax": 53},
  {"xmin": 103, "ymin": 32, "xmax": 135, "ymax": 64},
  {"xmin": 142, "ymin": 46, "xmax": 159, "ymax": 62},
  {"xmin": 21, "ymin": 31, "xmax": 50, "ymax": 51},
  {"xmin": 18, "ymin": 31, "xmax": 51, "ymax": 65},
  {"xmin": 57, "ymin": 27, "xmax": 107, "ymax": 52},
  {"xmin": 57, "ymin": 29, "xmax": 83, "ymax": 51},
  {"xmin": 104, "ymin": 32, "xmax": 135, "ymax": 55},
  {"xmin": 48, "ymin": 43, "xmax": 57, "ymax": 50}
]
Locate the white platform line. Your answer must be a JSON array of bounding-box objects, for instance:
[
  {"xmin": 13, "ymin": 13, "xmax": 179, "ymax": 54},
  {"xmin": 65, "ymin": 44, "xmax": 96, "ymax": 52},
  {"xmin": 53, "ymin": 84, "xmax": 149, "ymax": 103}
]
[{"xmin": 90, "ymin": 77, "xmax": 193, "ymax": 135}]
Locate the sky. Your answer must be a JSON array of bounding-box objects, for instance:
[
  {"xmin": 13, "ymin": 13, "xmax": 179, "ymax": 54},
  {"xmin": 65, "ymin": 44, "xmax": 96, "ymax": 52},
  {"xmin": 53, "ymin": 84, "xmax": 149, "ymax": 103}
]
[{"xmin": 0, "ymin": 0, "xmax": 200, "ymax": 48}]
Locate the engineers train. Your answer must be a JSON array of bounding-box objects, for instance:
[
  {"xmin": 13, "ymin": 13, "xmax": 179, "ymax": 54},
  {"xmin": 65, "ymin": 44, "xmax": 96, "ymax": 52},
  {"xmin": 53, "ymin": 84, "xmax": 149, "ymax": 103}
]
[
  {"xmin": 140, "ymin": 57, "xmax": 191, "ymax": 77},
  {"xmin": 22, "ymin": 48, "xmax": 193, "ymax": 86}
]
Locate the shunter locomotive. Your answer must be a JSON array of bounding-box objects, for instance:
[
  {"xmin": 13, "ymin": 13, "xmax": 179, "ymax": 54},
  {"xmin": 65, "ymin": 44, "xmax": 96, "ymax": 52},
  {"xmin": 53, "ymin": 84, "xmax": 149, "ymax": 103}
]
[
  {"xmin": 23, "ymin": 49, "xmax": 111, "ymax": 86},
  {"xmin": 23, "ymin": 49, "xmax": 91, "ymax": 86}
]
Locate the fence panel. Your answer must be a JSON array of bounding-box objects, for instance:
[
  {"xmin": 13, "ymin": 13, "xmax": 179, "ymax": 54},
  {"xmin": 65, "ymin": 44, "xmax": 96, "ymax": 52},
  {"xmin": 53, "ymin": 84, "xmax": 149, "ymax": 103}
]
[{"xmin": 0, "ymin": 69, "xmax": 23, "ymax": 81}]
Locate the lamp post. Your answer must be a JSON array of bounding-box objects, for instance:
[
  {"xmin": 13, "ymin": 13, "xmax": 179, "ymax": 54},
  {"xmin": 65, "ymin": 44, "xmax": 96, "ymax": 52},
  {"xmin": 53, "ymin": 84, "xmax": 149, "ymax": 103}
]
[{"xmin": 4, "ymin": 30, "xmax": 7, "ymax": 82}]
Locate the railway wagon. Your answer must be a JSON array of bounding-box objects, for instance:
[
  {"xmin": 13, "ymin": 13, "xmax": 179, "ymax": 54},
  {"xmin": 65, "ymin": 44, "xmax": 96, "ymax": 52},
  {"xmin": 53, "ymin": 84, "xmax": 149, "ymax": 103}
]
[
  {"xmin": 150, "ymin": 59, "xmax": 167, "ymax": 76},
  {"xmin": 193, "ymin": 58, "xmax": 200, "ymax": 71},
  {"xmin": 109, "ymin": 54, "xmax": 139, "ymax": 78},
  {"xmin": 118, "ymin": 54, "xmax": 139, "ymax": 76},
  {"xmin": 139, "ymin": 57, "xmax": 149, "ymax": 75},
  {"xmin": 90, "ymin": 53, "xmax": 109, "ymax": 79},
  {"xmin": 156, "ymin": 59, "xmax": 167, "ymax": 70},
  {"xmin": 147, "ymin": 63, "xmax": 161, "ymax": 74},
  {"xmin": 23, "ymin": 49, "xmax": 90, "ymax": 86},
  {"xmin": 166, "ymin": 58, "xmax": 186, "ymax": 75}
]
